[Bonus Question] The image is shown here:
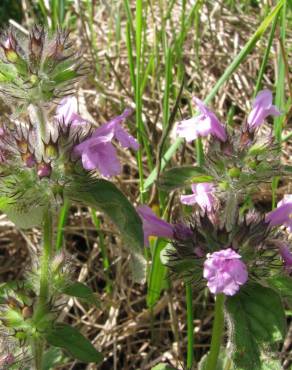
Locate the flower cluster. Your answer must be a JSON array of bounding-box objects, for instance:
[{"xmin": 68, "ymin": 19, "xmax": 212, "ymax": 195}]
[
  {"xmin": 138, "ymin": 90, "xmax": 291, "ymax": 297},
  {"xmin": 0, "ymin": 26, "xmax": 87, "ymax": 105},
  {"xmin": 0, "ymin": 94, "xmax": 138, "ymax": 226}
]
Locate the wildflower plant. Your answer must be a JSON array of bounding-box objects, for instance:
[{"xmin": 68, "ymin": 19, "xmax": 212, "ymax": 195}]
[
  {"xmin": 140, "ymin": 91, "xmax": 292, "ymax": 369},
  {"xmin": 0, "ymin": 26, "xmax": 143, "ymax": 368}
]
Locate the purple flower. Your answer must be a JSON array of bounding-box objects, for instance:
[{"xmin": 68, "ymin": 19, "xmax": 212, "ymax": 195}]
[
  {"xmin": 173, "ymin": 223, "xmax": 193, "ymax": 241},
  {"xmin": 180, "ymin": 183, "xmax": 215, "ymax": 213},
  {"xmin": 266, "ymin": 195, "xmax": 292, "ymax": 232},
  {"xmin": 247, "ymin": 90, "xmax": 281, "ymax": 131},
  {"xmin": 137, "ymin": 205, "xmax": 174, "ymax": 246},
  {"xmin": 56, "ymin": 96, "xmax": 87, "ymax": 125},
  {"xmin": 203, "ymin": 248, "xmax": 248, "ymax": 296},
  {"xmin": 176, "ymin": 98, "xmax": 227, "ymax": 142},
  {"xmin": 279, "ymin": 245, "xmax": 292, "ymax": 272},
  {"xmin": 73, "ymin": 109, "xmax": 139, "ymax": 177}
]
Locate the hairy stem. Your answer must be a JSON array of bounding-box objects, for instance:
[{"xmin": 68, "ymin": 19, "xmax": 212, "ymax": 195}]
[
  {"xmin": 32, "ymin": 208, "xmax": 53, "ymax": 370},
  {"xmin": 205, "ymin": 294, "xmax": 225, "ymax": 370},
  {"xmin": 29, "ymin": 104, "xmax": 47, "ymax": 154}
]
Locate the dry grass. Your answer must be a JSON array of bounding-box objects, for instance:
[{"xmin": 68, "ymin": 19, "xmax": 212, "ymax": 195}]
[{"xmin": 1, "ymin": 1, "xmax": 292, "ymax": 369}]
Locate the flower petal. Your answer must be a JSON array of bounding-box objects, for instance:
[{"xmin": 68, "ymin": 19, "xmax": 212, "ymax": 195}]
[
  {"xmin": 114, "ymin": 124, "xmax": 139, "ymax": 150},
  {"xmin": 137, "ymin": 205, "xmax": 174, "ymax": 246}
]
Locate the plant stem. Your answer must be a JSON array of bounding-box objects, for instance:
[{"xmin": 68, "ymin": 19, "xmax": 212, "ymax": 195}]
[
  {"xmin": 56, "ymin": 198, "xmax": 70, "ymax": 251},
  {"xmin": 32, "ymin": 208, "xmax": 53, "ymax": 370},
  {"xmin": 29, "ymin": 104, "xmax": 47, "ymax": 154},
  {"xmin": 205, "ymin": 294, "xmax": 225, "ymax": 370},
  {"xmin": 186, "ymin": 282, "xmax": 194, "ymax": 369}
]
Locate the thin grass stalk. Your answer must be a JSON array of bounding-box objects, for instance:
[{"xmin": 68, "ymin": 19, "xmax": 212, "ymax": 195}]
[
  {"xmin": 274, "ymin": 1, "xmax": 287, "ymax": 143},
  {"xmin": 272, "ymin": 2, "xmax": 287, "ymax": 208},
  {"xmin": 85, "ymin": 0, "xmax": 99, "ymax": 75},
  {"xmin": 125, "ymin": 11, "xmax": 154, "ymax": 173},
  {"xmin": 124, "ymin": 0, "xmax": 135, "ymax": 36},
  {"xmin": 126, "ymin": 12, "xmax": 154, "ymax": 174},
  {"xmin": 126, "ymin": 22, "xmax": 136, "ymax": 92},
  {"xmin": 253, "ymin": 14, "xmax": 279, "ymax": 97},
  {"xmin": 38, "ymin": 0, "xmax": 49, "ymax": 26},
  {"xmin": 163, "ymin": 47, "xmax": 172, "ymax": 128},
  {"xmin": 91, "ymin": 209, "xmax": 112, "ymax": 294},
  {"xmin": 135, "ymin": 0, "xmax": 145, "ymax": 202},
  {"xmin": 186, "ymin": 283, "xmax": 194, "ymax": 369},
  {"xmin": 144, "ymin": 0, "xmax": 285, "ymax": 190}
]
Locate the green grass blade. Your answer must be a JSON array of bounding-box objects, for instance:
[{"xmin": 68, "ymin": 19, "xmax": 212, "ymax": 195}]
[
  {"xmin": 126, "ymin": 22, "xmax": 136, "ymax": 92},
  {"xmin": 274, "ymin": 2, "xmax": 287, "ymax": 143},
  {"xmin": 135, "ymin": 0, "xmax": 145, "ymax": 202},
  {"xmin": 146, "ymin": 239, "xmax": 168, "ymax": 308},
  {"xmin": 56, "ymin": 198, "xmax": 70, "ymax": 251},
  {"xmin": 90, "ymin": 209, "xmax": 112, "ymax": 293},
  {"xmin": 124, "ymin": 0, "xmax": 135, "ymax": 36},
  {"xmin": 272, "ymin": 2, "xmax": 287, "ymax": 208},
  {"xmin": 144, "ymin": 0, "xmax": 285, "ymax": 190},
  {"xmin": 163, "ymin": 47, "xmax": 172, "ymax": 128},
  {"xmin": 186, "ymin": 283, "xmax": 194, "ymax": 369},
  {"xmin": 254, "ymin": 14, "xmax": 279, "ymax": 97}
]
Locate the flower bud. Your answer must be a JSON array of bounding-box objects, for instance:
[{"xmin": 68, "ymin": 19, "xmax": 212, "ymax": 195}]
[
  {"xmin": 20, "ymin": 151, "xmax": 36, "ymax": 168},
  {"xmin": 0, "ymin": 353, "xmax": 15, "ymax": 367},
  {"xmin": 45, "ymin": 143, "xmax": 58, "ymax": 159},
  {"xmin": 228, "ymin": 167, "xmax": 241, "ymax": 178},
  {"xmin": 29, "ymin": 25, "xmax": 45, "ymax": 69},
  {"xmin": 37, "ymin": 162, "xmax": 52, "ymax": 178},
  {"xmin": 1, "ymin": 33, "xmax": 18, "ymax": 63},
  {"xmin": 22, "ymin": 306, "xmax": 33, "ymax": 319}
]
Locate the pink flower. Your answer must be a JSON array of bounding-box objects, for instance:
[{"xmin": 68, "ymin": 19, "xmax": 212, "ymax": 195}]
[
  {"xmin": 137, "ymin": 205, "xmax": 174, "ymax": 246},
  {"xmin": 176, "ymin": 98, "xmax": 227, "ymax": 142},
  {"xmin": 247, "ymin": 90, "xmax": 281, "ymax": 131},
  {"xmin": 203, "ymin": 248, "xmax": 248, "ymax": 296},
  {"xmin": 279, "ymin": 244, "xmax": 292, "ymax": 272},
  {"xmin": 266, "ymin": 195, "xmax": 292, "ymax": 232},
  {"xmin": 180, "ymin": 183, "xmax": 215, "ymax": 213},
  {"xmin": 73, "ymin": 109, "xmax": 139, "ymax": 177},
  {"xmin": 56, "ymin": 96, "xmax": 87, "ymax": 125}
]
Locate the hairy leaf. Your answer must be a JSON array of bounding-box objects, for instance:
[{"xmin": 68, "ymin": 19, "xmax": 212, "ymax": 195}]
[
  {"xmin": 62, "ymin": 282, "xmax": 99, "ymax": 307},
  {"xmin": 225, "ymin": 283, "xmax": 286, "ymax": 370},
  {"xmin": 158, "ymin": 166, "xmax": 213, "ymax": 191},
  {"xmin": 46, "ymin": 323, "xmax": 103, "ymax": 363},
  {"xmin": 66, "ymin": 176, "xmax": 144, "ymax": 253},
  {"xmin": 267, "ymin": 275, "xmax": 292, "ymax": 297}
]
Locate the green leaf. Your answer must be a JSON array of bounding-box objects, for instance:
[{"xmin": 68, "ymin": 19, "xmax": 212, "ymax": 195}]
[
  {"xmin": 225, "ymin": 283, "xmax": 286, "ymax": 370},
  {"xmin": 260, "ymin": 356, "xmax": 282, "ymax": 370},
  {"xmin": 42, "ymin": 347, "xmax": 66, "ymax": 370},
  {"xmin": 3, "ymin": 203, "xmax": 46, "ymax": 229},
  {"xmin": 151, "ymin": 364, "xmax": 177, "ymax": 370},
  {"xmin": 62, "ymin": 282, "xmax": 100, "ymax": 307},
  {"xmin": 53, "ymin": 69, "xmax": 79, "ymax": 84},
  {"xmin": 158, "ymin": 166, "xmax": 213, "ymax": 191},
  {"xmin": 198, "ymin": 348, "xmax": 231, "ymax": 370},
  {"xmin": 45, "ymin": 323, "xmax": 103, "ymax": 363},
  {"xmin": 63, "ymin": 282, "xmax": 93, "ymax": 298},
  {"xmin": 65, "ymin": 177, "xmax": 144, "ymax": 253},
  {"xmin": 267, "ymin": 275, "xmax": 292, "ymax": 297}
]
